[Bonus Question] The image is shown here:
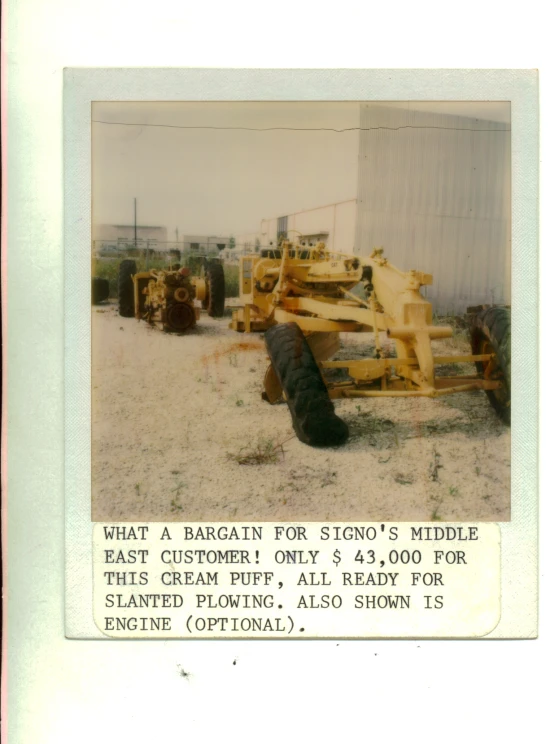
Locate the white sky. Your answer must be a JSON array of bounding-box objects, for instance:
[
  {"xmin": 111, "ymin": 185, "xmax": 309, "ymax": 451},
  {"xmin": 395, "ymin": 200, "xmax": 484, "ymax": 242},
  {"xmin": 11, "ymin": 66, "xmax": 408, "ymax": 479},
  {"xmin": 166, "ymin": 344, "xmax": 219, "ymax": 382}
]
[
  {"xmin": 92, "ymin": 101, "xmax": 510, "ymax": 239},
  {"xmin": 92, "ymin": 102, "xmax": 361, "ymax": 238}
]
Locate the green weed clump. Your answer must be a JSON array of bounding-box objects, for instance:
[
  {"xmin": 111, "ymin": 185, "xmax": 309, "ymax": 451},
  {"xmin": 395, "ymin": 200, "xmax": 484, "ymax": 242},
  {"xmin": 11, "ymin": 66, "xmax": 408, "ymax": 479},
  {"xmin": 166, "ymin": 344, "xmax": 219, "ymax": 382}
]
[
  {"xmin": 228, "ymin": 438, "xmax": 285, "ymax": 466},
  {"xmin": 223, "ymin": 264, "xmax": 240, "ymax": 298}
]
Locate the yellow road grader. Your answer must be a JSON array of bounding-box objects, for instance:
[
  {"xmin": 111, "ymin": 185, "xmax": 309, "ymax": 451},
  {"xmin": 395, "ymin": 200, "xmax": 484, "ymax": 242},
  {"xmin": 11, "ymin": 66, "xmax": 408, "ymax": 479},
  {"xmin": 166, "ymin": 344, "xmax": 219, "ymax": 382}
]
[
  {"xmin": 118, "ymin": 257, "xmax": 225, "ymax": 332},
  {"xmin": 230, "ymin": 240, "xmax": 510, "ymax": 447}
]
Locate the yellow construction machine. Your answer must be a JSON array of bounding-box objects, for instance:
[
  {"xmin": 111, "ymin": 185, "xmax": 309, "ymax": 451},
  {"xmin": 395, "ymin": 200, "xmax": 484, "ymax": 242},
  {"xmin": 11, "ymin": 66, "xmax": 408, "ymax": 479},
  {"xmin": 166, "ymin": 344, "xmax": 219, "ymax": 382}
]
[
  {"xmin": 230, "ymin": 239, "xmax": 510, "ymax": 447},
  {"xmin": 118, "ymin": 257, "xmax": 225, "ymax": 332}
]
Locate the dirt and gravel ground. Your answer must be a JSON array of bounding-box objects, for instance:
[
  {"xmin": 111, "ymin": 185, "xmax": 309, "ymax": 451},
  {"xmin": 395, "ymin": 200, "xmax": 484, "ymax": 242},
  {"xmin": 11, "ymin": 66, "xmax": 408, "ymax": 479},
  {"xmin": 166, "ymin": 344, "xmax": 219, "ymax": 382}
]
[{"xmin": 92, "ymin": 302, "xmax": 510, "ymax": 523}]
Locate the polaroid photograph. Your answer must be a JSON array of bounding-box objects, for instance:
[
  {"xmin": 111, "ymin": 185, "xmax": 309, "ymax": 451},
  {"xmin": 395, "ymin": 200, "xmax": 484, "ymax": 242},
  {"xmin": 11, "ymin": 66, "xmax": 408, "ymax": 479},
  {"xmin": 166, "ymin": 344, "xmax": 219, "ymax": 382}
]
[
  {"xmin": 63, "ymin": 69, "xmax": 538, "ymax": 640},
  {"xmin": 91, "ymin": 100, "xmax": 511, "ymax": 524}
]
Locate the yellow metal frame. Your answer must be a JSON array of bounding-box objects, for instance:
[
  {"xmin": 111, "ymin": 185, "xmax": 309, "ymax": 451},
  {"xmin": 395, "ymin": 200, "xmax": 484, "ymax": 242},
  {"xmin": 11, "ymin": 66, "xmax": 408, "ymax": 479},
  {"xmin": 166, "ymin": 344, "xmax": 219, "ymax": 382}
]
[{"xmin": 230, "ymin": 240, "xmax": 504, "ymax": 400}]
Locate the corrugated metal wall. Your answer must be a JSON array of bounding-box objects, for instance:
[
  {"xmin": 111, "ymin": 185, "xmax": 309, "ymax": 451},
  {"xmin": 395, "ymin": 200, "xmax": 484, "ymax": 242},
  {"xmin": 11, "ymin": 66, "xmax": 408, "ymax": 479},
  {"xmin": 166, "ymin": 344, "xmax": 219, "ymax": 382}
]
[{"xmin": 355, "ymin": 105, "xmax": 511, "ymax": 314}]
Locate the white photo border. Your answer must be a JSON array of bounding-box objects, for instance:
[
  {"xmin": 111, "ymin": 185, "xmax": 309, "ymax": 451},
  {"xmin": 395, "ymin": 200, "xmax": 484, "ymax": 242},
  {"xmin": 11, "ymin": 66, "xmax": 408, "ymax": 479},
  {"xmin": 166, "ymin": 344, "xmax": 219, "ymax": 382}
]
[{"xmin": 64, "ymin": 68, "xmax": 538, "ymax": 638}]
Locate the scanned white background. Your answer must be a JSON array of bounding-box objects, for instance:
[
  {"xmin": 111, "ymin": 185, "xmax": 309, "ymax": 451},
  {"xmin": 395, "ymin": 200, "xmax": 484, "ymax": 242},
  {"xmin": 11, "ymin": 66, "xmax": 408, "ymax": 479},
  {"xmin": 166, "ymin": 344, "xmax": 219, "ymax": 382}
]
[{"xmin": 4, "ymin": 3, "xmax": 547, "ymax": 744}]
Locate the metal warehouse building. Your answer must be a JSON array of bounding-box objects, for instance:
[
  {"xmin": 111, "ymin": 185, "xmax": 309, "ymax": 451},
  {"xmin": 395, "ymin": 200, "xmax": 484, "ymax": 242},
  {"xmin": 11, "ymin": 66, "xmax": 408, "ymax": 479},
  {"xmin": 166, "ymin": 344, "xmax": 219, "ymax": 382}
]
[{"xmin": 354, "ymin": 103, "xmax": 511, "ymax": 314}]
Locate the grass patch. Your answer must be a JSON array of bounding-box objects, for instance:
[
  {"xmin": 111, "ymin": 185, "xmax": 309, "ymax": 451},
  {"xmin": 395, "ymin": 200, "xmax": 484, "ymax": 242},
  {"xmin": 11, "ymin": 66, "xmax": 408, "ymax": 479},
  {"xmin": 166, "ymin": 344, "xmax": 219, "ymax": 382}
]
[
  {"xmin": 228, "ymin": 438, "xmax": 285, "ymax": 465},
  {"xmin": 429, "ymin": 446, "xmax": 443, "ymax": 481},
  {"xmin": 352, "ymin": 414, "xmax": 399, "ymax": 449},
  {"xmin": 224, "ymin": 264, "xmax": 240, "ymax": 298},
  {"xmin": 393, "ymin": 472, "xmax": 415, "ymax": 485}
]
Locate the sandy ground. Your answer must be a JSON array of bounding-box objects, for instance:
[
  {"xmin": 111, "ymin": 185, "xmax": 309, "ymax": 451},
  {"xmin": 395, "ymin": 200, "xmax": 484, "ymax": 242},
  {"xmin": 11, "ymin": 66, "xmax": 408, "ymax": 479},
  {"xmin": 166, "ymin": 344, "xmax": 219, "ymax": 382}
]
[{"xmin": 92, "ymin": 302, "xmax": 510, "ymax": 522}]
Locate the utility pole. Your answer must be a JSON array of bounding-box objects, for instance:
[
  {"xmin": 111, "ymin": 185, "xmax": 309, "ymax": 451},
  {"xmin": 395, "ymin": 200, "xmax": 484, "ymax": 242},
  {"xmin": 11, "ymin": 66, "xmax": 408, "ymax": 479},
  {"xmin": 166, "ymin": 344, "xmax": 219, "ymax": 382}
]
[{"xmin": 134, "ymin": 197, "xmax": 148, "ymax": 269}]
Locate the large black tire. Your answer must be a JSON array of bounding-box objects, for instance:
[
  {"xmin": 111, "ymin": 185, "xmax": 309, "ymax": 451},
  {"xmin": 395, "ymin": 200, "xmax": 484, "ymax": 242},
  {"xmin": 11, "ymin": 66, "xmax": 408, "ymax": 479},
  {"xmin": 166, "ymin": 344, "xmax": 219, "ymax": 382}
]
[
  {"xmin": 206, "ymin": 262, "xmax": 225, "ymax": 317},
  {"xmin": 265, "ymin": 323, "xmax": 349, "ymax": 447},
  {"xmin": 91, "ymin": 276, "xmax": 109, "ymax": 305},
  {"xmin": 118, "ymin": 259, "xmax": 137, "ymax": 317},
  {"xmin": 470, "ymin": 307, "xmax": 511, "ymax": 425}
]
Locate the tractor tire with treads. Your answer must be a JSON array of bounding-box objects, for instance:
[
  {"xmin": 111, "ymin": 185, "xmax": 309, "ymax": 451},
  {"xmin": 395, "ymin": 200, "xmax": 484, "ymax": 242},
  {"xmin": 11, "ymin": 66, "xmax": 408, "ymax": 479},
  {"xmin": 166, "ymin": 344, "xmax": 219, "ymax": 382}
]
[
  {"xmin": 265, "ymin": 323, "xmax": 349, "ymax": 447},
  {"xmin": 118, "ymin": 259, "xmax": 137, "ymax": 317},
  {"xmin": 470, "ymin": 307, "xmax": 511, "ymax": 425},
  {"xmin": 91, "ymin": 276, "xmax": 110, "ymax": 305},
  {"xmin": 206, "ymin": 262, "xmax": 225, "ymax": 317}
]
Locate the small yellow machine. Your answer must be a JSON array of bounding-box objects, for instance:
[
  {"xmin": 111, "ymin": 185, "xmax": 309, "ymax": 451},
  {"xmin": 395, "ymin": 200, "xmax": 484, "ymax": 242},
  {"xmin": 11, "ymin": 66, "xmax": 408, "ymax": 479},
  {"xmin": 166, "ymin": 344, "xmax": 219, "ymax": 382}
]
[
  {"xmin": 230, "ymin": 240, "xmax": 510, "ymax": 447},
  {"xmin": 118, "ymin": 258, "xmax": 225, "ymax": 332}
]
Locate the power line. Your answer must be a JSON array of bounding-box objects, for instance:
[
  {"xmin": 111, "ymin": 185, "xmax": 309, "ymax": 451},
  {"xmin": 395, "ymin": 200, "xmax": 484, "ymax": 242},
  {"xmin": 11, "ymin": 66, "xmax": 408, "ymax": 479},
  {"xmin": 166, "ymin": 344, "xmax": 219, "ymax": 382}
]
[{"xmin": 92, "ymin": 120, "xmax": 510, "ymax": 134}]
